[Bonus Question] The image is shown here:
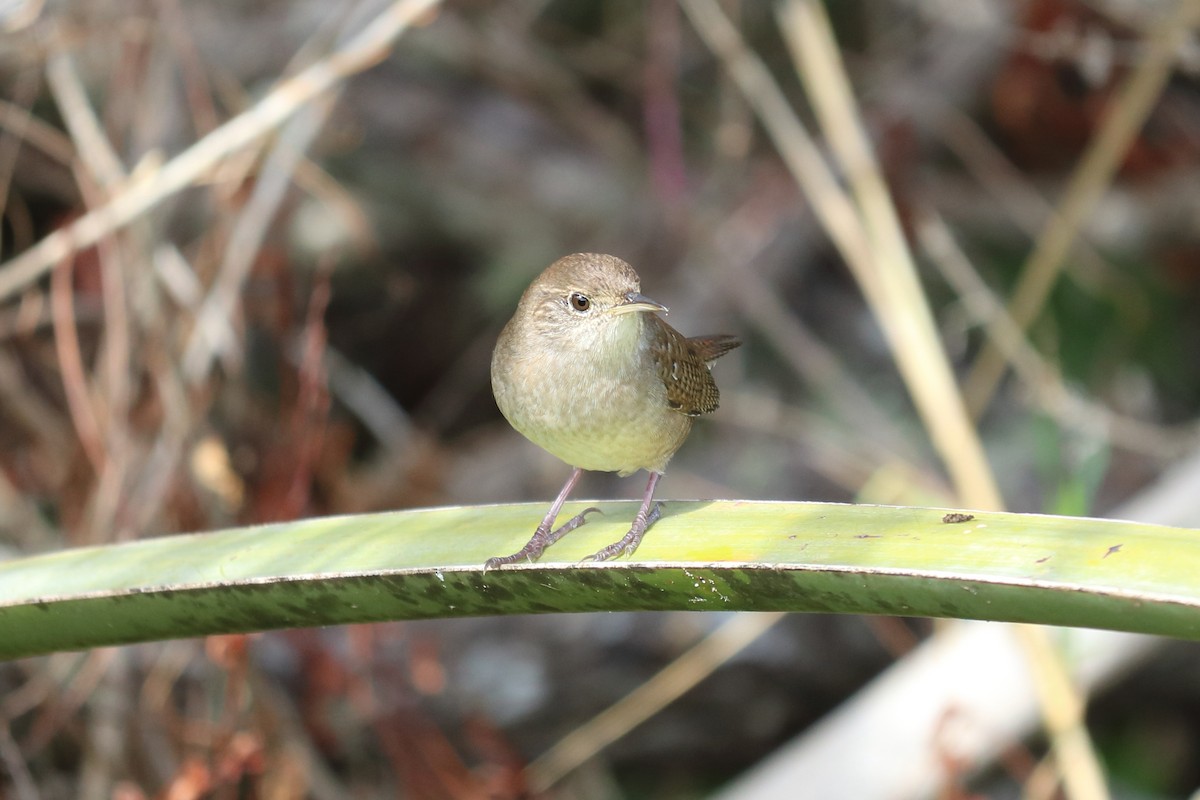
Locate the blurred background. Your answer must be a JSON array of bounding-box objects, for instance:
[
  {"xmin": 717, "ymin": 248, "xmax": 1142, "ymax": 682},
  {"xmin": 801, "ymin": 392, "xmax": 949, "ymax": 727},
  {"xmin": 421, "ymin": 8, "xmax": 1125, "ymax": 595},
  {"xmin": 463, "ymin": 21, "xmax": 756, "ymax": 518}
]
[{"xmin": 1, "ymin": 0, "xmax": 1200, "ymax": 797}]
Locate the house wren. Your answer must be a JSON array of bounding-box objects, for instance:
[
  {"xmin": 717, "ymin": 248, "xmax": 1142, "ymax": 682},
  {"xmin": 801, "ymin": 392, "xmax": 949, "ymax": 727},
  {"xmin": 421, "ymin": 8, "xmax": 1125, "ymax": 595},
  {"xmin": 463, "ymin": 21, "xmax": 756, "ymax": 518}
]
[{"xmin": 487, "ymin": 253, "xmax": 739, "ymax": 569}]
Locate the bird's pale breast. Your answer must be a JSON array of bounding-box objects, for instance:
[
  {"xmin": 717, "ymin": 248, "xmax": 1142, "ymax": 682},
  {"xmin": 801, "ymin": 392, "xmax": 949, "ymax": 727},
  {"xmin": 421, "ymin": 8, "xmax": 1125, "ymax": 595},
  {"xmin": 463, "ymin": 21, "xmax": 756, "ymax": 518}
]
[{"xmin": 492, "ymin": 315, "xmax": 692, "ymax": 476}]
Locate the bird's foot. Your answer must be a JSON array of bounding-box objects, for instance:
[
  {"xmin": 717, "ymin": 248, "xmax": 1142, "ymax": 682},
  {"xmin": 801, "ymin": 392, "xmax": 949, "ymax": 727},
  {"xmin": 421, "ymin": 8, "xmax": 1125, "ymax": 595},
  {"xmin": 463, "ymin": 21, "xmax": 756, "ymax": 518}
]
[
  {"xmin": 484, "ymin": 507, "xmax": 603, "ymax": 571},
  {"xmin": 543, "ymin": 506, "xmax": 602, "ymax": 548},
  {"xmin": 583, "ymin": 502, "xmax": 663, "ymax": 562}
]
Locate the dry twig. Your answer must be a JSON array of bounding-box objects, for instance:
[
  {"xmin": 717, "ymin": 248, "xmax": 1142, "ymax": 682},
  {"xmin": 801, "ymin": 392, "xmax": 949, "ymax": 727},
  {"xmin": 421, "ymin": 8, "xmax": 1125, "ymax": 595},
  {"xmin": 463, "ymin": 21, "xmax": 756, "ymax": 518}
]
[
  {"xmin": 528, "ymin": 612, "xmax": 785, "ymax": 792},
  {"xmin": 0, "ymin": 0, "xmax": 442, "ymax": 301}
]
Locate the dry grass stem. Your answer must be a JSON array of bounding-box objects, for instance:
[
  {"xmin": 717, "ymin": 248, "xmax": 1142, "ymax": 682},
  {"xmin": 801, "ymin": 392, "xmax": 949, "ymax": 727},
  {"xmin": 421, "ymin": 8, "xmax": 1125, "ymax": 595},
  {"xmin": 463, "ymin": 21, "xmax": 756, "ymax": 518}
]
[
  {"xmin": 704, "ymin": 193, "xmax": 918, "ymax": 466},
  {"xmin": 964, "ymin": 0, "xmax": 1200, "ymax": 418},
  {"xmin": 0, "ymin": 69, "xmax": 42, "ymax": 247},
  {"xmin": 45, "ymin": 46, "xmax": 126, "ymax": 188},
  {"xmin": 918, "ymin": 210, "xmax": 1191, "ymax": 458},
  {"xmin": 46, "ymin": 37, "xmax": 142, "ymax": 539},
  {"xmin": 181, "ymin": 97, "xmax": 333, "ymax": 383},
  {"xmin": 684, "ymin": 0, "xmax": 1003, "ymax": 509},
  {"xmin": 0, "ymin": 720, "xmax": 36, "ymax": 800},
  {"xmin": 1013, "ymin": 625, "xmax": 1111, "ymax": 800},
  {"xmin": 678, "ymin": 0, "xmax": 880, "ymax": 301},
  {"xmin": 527, "ymin": 612, "xmax": 786, "ymax": 792},
  {"xmin": 779, "ymin": 3, "xmax": 1124, "ymax": 796},
  {"xmin": 775, "ymin": 0, "xmax": 1001, "ymax": 511},
  {"xmin": 0, "ymin": 97, "xmax": 76, "ymax": 166},
  {"xmin": 931, "ymin": 102, "xmax": 1139, "ymax": 314},
  {"xmin": 49, "ymin": 252, "xmax": 104, "ymax": 475},
  {"xmin": 0, "ymin": 0, "xmax": 442, "ymax": 301}
]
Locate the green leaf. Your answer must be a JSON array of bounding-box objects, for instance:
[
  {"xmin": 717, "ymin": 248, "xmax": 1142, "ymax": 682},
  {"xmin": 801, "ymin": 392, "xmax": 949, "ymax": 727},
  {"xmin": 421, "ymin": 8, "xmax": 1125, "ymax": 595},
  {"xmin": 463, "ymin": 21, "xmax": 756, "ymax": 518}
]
[{"xmin": 0, "ymin": 501, "xmax": 1197, "ymax": 660}]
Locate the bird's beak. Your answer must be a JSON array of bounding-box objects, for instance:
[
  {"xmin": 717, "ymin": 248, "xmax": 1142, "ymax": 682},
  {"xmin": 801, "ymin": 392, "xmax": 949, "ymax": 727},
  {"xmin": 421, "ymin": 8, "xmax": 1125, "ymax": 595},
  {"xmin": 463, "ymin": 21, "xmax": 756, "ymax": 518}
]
[{"xmin": 609, "ymin": 291, "xmax": 668, "ymax": 316}]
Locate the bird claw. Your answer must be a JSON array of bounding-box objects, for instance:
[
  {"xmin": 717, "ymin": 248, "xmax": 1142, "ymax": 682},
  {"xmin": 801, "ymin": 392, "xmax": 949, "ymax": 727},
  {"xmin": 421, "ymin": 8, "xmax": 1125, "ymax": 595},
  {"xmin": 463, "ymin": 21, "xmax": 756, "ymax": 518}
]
[
  {"xmin": 484, "ymin": 506, "xmax": 604, "ymax": 571},
  {"xmin": 482, "ymin": 549, "xmax": 538, "ymax": 574},
  {"xmin": 581, "ymin": 538, "xmax": 635, "ymax": 563},
  {"xmin": 582, "ymin": 502, "xmax": 664, "ymax": 562}
]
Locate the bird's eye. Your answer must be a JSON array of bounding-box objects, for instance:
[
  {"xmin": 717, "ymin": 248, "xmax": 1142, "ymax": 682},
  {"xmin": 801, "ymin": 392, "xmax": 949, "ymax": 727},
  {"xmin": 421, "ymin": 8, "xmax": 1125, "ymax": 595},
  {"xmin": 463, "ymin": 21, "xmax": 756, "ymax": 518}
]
[{"xmin": 568, "ymin": 292, "xmax": 591, "ymax": 312}]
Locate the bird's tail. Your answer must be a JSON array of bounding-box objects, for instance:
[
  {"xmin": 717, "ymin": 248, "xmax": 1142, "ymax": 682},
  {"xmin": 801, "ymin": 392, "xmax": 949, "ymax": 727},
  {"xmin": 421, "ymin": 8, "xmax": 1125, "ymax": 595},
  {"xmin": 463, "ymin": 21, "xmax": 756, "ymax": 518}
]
[{"xmin": 687, "ymin": 334, "xmax": 741, "ymax": 363}]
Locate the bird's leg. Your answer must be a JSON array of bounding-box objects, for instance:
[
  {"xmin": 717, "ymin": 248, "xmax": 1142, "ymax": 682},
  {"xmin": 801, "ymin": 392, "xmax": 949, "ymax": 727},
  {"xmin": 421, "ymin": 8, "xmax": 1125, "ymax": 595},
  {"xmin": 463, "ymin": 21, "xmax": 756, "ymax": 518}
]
[
  {"xmin": 585, "ymin": 472, "xmax": 663, "ymax": 562},
  {"xmin": 485, "ymin": 467, "xmax": 600, "ymax": 570}
]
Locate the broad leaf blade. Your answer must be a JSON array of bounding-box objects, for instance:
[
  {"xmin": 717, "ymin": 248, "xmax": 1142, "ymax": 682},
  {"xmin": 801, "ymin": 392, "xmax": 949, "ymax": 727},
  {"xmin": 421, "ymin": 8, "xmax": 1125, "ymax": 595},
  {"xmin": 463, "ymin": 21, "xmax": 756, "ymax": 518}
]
[{"xmin": 0, "ymin": 501, "xmax": 1196, "ymax": 659}]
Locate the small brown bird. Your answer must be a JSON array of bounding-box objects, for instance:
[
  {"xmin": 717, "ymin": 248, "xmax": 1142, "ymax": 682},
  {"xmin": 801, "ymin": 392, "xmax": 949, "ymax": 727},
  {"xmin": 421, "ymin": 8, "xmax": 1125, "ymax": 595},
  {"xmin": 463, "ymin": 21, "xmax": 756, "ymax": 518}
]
[{"xmin": 487, "ymin": 253, "xmax": 739, "ymax": 568}]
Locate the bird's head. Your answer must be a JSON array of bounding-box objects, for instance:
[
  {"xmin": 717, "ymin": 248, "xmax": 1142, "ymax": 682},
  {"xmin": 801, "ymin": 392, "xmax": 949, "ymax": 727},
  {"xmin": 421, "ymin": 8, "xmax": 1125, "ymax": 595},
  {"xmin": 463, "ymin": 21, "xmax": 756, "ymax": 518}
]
[{"xmin": 519, "ymin": 253, "xmax": 667, "ymax": 349}]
